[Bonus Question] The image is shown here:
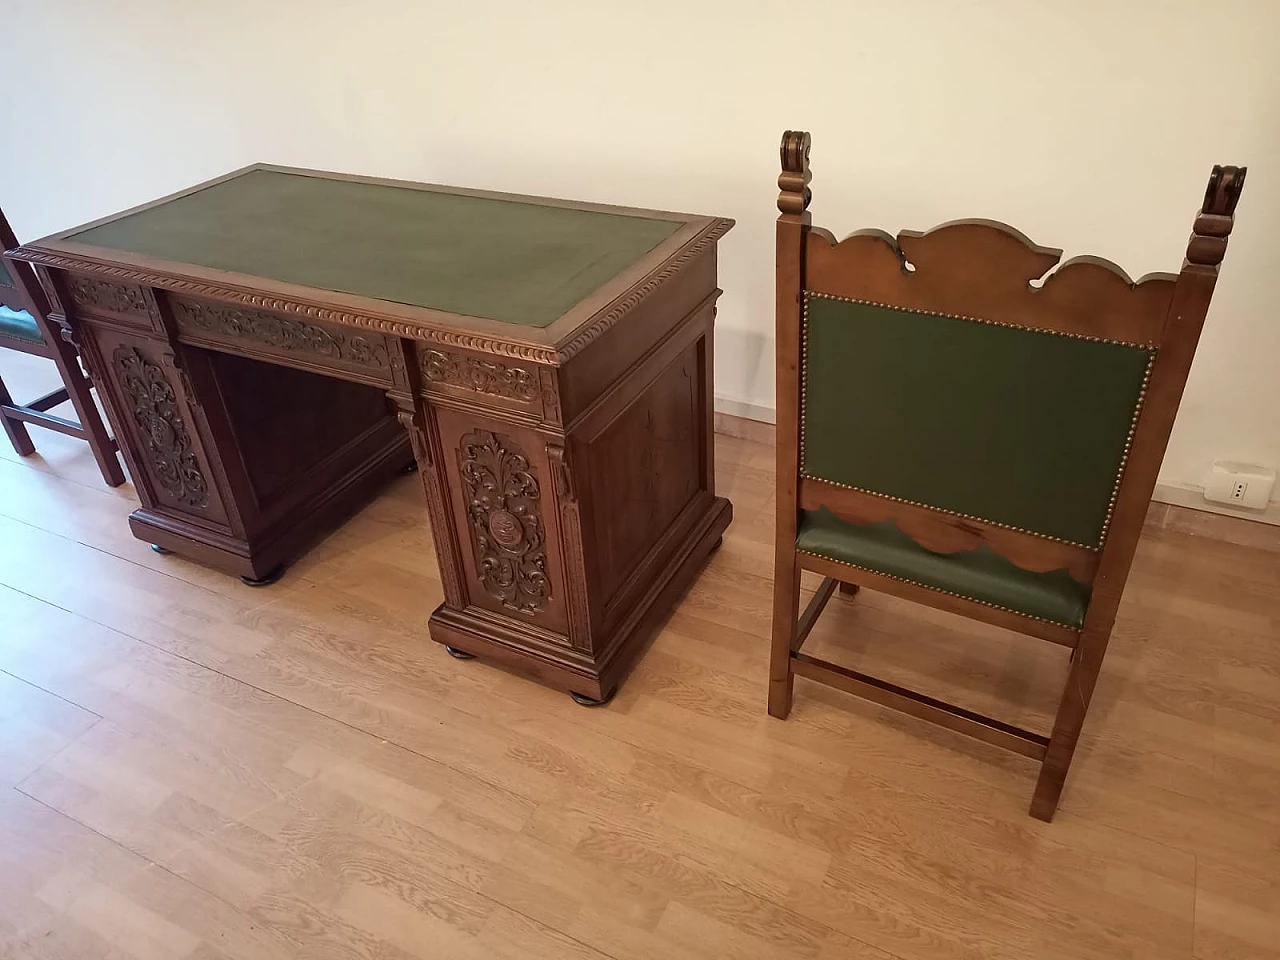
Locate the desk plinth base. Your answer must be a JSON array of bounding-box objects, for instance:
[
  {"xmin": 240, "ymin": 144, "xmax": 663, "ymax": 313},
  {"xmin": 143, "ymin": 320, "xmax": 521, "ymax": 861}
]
[
  {"xmin": 429, "ymin": 495, "xmax": 731, "ymax": 701},
  {"xmin": 130, "ymin": 425, "xmax": 412, "ymax": 582}
]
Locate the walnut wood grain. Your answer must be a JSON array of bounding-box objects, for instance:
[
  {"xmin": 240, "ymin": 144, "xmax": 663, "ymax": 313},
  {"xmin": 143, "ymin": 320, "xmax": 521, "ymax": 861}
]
[
  {"xmin": 796, "ymin": 548, "xmax": 1080, "ymax": 648},
  {"xmin": 769, "ymin": 130, "xmax": 813, "ymax": 721},
  {"xmin": 804, "ymin": 224, "xmax": 1176, "ymax": 346},
  {"xmin": 793, "ymin": 575, "xmax": 837, "ymax": 653},
  {"xmin": 799, "ymin": 478, "xmax": 1100, "ymax": 584},
  {"xmin": 792, "ymin": 653, "xmax": 1050, "ymax": 760}
]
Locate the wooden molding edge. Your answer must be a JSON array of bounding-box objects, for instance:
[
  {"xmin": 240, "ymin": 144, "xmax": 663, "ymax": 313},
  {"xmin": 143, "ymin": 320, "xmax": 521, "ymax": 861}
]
[{"xmin": 556, "ymin": 218, "xmax": 733, "ymax": 361}]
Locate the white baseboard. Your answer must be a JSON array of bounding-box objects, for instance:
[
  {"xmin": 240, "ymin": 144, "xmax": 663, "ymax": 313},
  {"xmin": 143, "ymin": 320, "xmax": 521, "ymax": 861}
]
[
  {"xmin": 1152, "ymin": 481, "xmax": 1280, "ymax": 527},
  {"xmin": 713, "ymin": 396, "xmax": 776, "ymax": 424}
]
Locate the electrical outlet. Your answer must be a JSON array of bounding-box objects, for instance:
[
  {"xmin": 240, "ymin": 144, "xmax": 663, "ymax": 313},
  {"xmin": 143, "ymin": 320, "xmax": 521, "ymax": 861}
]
[{"xmin": 1204, "ymin": 461, "xmax": 1275, "ymax": 510}]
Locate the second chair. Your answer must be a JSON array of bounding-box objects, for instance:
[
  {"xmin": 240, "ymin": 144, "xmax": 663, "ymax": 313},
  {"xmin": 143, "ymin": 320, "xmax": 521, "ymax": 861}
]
[
  {"xmin": 769, "ymin": 130, "xmax": 1244, "ymax": 820},
  {"xmin": 1, "ymin": 206, "xmax": 124, "ymax": 486}
]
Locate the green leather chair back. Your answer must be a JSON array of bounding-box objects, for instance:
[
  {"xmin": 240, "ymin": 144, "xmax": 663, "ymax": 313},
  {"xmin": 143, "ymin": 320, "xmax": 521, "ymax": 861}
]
[{"xmin": 801, "ymin": 294, "xmax": 1154, "ymax": 548}]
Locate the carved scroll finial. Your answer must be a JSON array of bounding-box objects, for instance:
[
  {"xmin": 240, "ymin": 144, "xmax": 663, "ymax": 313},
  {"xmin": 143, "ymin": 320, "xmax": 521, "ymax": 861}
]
[
  {"xmin": 1203, "ymin": 165, "xmax": 1246, "ymax": 218},
  {"xmin": 1187, "ymin": 164, "xmax": 1247, "ymax": 266},
  {"xmin": 778, "ymin": 130, "xmax": 812, "ymax": 215}
]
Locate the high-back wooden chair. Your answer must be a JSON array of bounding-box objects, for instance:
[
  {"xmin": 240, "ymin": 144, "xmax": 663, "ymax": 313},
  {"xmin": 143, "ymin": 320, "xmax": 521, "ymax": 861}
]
[
  {"xmin": 1, "ymin": 205, "xmax": 124, "ymax": 486},
  {"xmin": 770, "ymin": 130, "xmax": 1245, "ymax": 820}
]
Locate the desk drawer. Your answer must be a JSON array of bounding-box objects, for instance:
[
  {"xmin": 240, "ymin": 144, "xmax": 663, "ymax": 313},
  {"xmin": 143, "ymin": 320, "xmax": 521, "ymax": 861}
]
[
  {"xmin": 59, "ymin": 273, "xmax": 160, "ymax": 333},
  {"xmin": 170, "ymin": 296, "xmax": 397, "ymax": 388},
  {"xmin": 416, "ymin": 346, "xmax": 553, "ymax": 424}
]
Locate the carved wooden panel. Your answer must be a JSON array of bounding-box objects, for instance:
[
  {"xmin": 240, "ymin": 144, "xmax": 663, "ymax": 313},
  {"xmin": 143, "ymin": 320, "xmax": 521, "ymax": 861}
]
[
  {"xmin": 417, "ymin": 347, "xmax": 553, "ymax": 422},
  {"xmin": 111, "ymin": 345, "xmax": 210, "ymax": 510},
  {"xmin": 803, "ymin": 223, "xmax": 1176, "ymax": 346},
  {"xmin": 64, "ymin": 274, "xmax": 157, "ymax": 330},
  {"xmin": 457, "ymin": 430, "xmax": 550, "ymax": 615},
  {"xmin": 68, "ymin": 275, "xmax": 148, "ymax": 313},
  {"xmin": 174, "ymin": 298, "xmax": 390, "ymax": 365},
  {"xmin": 421, "ymin": 349, "xmax": 538, "ymax": 401},
  {"xmin": 171, "ymin": 298, "xmax": 394, "ymax": 386}
]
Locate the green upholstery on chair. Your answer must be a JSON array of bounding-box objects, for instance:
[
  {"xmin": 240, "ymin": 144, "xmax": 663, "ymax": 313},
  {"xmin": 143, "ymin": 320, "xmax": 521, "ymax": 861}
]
[
  {"xmin": 0, "ymin": 304, "xmax": 42, "ymax": 344},
  {"xmin": 802, "ymin": 296, "xmax": 1154, "ymax": 547},
  {"xmin": 771, "ymin": 128, "xmax": 1246, "ymax": 822},
  {"xmin": 798, "ymin": 508, "xmax": 1090, "ymax": 628}
]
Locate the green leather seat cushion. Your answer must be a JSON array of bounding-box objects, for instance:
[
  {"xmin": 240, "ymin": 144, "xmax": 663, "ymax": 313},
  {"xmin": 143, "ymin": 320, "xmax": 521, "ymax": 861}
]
[
  {"xmin": 68, "ymin": 170, "xmax": 683, "ymax": 328},
  {"xmin": 0, "ymin": 304, "xmax": 42, "ymax": 344},
  {"xmin": 797, "ymin": 508, "xmax": 1089, "ymax": 629}
]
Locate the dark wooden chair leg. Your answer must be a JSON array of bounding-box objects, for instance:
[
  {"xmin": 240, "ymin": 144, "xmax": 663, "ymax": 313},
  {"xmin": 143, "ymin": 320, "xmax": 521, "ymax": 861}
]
[
  {"xmin": 838, "ymin": 581, "xmax": 859, "ymax": 600},
  {"xmin": 44, "ymin": 330, "xmax": 125, "ymax": 487},
  {"xmin": 1030, "ymin": 627, "xmax": 1110, "ymax": 820},
  {"xmin": 769, "ymin": 555, "xmax": 800, "ymax": 719},
  {"xmin": 0, "ymin": 370, "xmax": 36, "ymax": 456}
]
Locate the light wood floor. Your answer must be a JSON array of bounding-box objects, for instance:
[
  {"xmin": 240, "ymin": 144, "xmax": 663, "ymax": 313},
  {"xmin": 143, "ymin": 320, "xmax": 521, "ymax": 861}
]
[{"xmin": 1, "ymin": 349, "xmax": 1278, "ymax": 960}]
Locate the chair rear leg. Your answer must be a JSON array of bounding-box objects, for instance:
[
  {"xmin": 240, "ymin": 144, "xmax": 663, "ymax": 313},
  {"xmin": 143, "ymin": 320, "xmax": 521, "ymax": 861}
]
[
  {"xmin": 47, "ymin": 336, "xmax": 125, "ymax": 487},
  {"xmin": 0, "ymin": 370, "xmax": 36, "ymax": 456},
  {"xmin": 1030, "ymin": 627, "xmax": 1109, "ymax": 820},
  {"xmin": 769, "ymin": 554, "xmax": 801, "ymax": 719}
]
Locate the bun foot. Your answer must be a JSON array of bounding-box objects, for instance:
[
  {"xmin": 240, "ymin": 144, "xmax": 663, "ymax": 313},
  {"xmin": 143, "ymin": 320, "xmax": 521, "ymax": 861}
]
[
  {"xmin": 150, "ymin": 544, "xmax": 171, "ymax": 555},
  {"xmin": 240, "ymin": 565, "xmax": 285, "ymax": 587},
  {"xmin": 570, "ymin": 688, "xmax": 616, "ymax": 707},
  {"xmin": 445, "ymin": 645, "xmax": 477, "ymax": 660}
]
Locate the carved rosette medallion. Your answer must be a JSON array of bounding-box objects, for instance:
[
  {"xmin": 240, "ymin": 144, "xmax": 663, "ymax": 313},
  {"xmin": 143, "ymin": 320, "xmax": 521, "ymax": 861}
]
[
  {"xmin": 173, "ymin": 300, "xmax": 390, "ymax": 368},
  {"xmin": 458, "ymin": 430, "xmax": 549, "ymax": 614},
  {"xmin": 112, "ymin": 346, "xmax": 209, "ymax": 509},
  {"xmin": 421, "ymin": 349, "xmax": 538, "ymax": 401}
]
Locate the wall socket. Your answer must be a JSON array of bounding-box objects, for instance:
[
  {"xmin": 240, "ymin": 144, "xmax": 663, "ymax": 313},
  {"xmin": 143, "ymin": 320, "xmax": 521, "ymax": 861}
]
[{"xmin": 1203, "ymin": 461, "xmax": 1276, "ymax": 510}]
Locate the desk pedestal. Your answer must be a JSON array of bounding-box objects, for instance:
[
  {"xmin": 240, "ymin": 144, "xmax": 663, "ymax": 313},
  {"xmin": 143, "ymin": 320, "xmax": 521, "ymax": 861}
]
[{"xmin": 50, "ymin": 261, "xmax": 729, "ymax": 700}]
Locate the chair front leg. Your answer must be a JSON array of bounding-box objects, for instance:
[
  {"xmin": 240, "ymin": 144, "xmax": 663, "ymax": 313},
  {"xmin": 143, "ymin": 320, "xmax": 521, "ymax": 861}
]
[
  {"xmin": 1030, "ymin": 625, "xmax": 1110, "ymax": 821},
  {"xmin": 769, "ymin": 551, "xmax": 801, "ymax": 719},
  {"xmin": 45, "ymin": 329, "xmax": 125, "ymax": 487}
]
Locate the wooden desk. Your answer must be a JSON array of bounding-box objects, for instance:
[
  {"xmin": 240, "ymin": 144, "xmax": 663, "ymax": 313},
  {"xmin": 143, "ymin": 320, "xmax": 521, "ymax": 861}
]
[{"xmin": 8, "ymin": 166, "xmax": 734, "ymax": 702}]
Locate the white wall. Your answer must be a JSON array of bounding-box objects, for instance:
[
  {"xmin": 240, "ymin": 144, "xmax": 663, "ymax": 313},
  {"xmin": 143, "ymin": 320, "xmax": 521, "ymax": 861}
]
[{"xmin": 4, "ymin": 0, "xmax": 1278, "ymax": 504}]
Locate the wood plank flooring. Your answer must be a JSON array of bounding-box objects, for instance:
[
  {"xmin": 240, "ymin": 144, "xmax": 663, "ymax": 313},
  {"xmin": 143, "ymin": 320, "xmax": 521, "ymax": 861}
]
[{"xmin": 1, "ymin": 349, "xmax": 1278, "ymax": 960}]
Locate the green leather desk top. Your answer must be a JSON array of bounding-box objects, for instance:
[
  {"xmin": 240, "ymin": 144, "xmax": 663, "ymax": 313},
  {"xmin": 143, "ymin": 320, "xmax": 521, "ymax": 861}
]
[{"xmin": 65, "ymin": 169, "xmax": 684, "ymax": 328}]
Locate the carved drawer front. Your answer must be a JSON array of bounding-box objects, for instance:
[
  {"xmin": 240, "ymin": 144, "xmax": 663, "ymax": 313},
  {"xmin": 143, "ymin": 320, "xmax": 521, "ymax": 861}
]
[
  {"xmin": 171, "ymin": 297, "xmax": 397, "ymax": 387},
  {"xmin": 418, "ymin": 347, "xmax": 556, "ymax": 424},
  {"xmin": 434, "ymin": 407, "xmax": 571, "ymax": 637},
  {"xmin": 89, "ymin": 328, "xmax": 231, "ymax": 528},
  {"xmin": 60, "ymin": 273, "xmax": 159, "ymax": 332}
]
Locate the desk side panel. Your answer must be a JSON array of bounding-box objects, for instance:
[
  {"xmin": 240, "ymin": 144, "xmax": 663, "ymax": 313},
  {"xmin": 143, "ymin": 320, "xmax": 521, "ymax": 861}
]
[
  {"xmin": 40, "ymin": 268, "xmax": 235, "ymax": 534},
  {"xmin": 563, "ymin": 292, "xmax": 727, "ymax": 661},
  {"xmin": 557, "ymin": 244, "xmax": 719, "ymax": 426}
]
